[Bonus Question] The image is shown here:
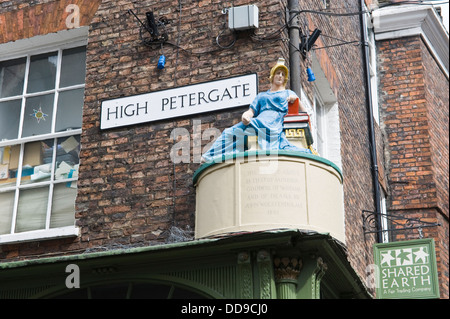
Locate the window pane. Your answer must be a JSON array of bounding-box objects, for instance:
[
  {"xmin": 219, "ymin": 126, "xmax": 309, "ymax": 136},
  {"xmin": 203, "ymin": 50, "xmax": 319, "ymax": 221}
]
[
  {"xmin": 21, "ymin": 139, "xmax": 54, "ymax": 185},
  {"xmin": 0, "ymin": 58, "xmax": 26, "ymax": 98},
  {"xmin": 26, "ymin": 52, "xmax": 57, "ymax": 93},
  {"xmin": 55, "ymin": 135, "xmax": 80, "ymax": 181},
  {"xmin": 50, "ymin": 183, "xmax": 76, "ymax": 228},
  {"xmin": 15, "ymin": 186, "xmax": 49, "ymax": 233},
  {"xmin": 22, "ymin": 93, "xmax": 54, "ymax": 137},
  {"xmin": 0, "ymin": 145, "xmax": 19, "ymax": 189},
  {"xmin": 0, "ymin": 191, "xmax": 15, "ymax": 234},
  {"xmin": 56, "ymin": 88, "xmax": 84, "ymax": 132},
  {"xmin": 0, "ymin": 99, "xmax": 21, "ymax": 140},
  {"xmin": 59, "ymin": 46, "xmax": 86, "ymax": 87}
]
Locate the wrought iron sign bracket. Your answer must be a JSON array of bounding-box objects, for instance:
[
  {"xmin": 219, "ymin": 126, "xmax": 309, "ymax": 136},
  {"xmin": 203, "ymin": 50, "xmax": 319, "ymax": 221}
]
[{"xmin": 362, "ymin": 210, "xmax": 441, "ymax": 239}]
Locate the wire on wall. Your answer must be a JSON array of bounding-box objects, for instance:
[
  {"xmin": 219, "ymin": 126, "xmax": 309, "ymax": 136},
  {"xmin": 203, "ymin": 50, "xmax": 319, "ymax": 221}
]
[
  {"xmin": 122, "ymin": 1, "xmax": 447, "ymax": 56},
  {"xmin": 174, "ymin": 0, "xmax": 182, "ymax": 86},
  {"xmin": 216, "ymin": 29, "xmax": 237, "ymax": 49},
  {"xmin": 312, "ymin": 33, "xmax": 362, "ymax": 51},
  {"xmin": 127, "ymin": 8, "xmax": 237, "ymax": 57},
  {"xmin": 379, "ymin": 0, "xmax": 449, "ymax": 8}
]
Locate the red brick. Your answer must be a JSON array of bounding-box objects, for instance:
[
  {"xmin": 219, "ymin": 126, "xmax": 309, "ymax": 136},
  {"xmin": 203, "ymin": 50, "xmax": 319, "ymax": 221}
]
[{"xmin": 378, "ymin": 35, "xmax": 449, "ymax": 297}]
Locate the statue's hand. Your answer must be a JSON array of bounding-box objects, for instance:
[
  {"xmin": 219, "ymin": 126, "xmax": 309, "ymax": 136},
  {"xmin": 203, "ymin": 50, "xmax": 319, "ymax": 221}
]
[
  {"xmin": 242, "ymin": 110, "xmax": 253, "ymax": 125},
  {"xmin": 242, "ymin": 114, "xmax": 251, "ymax": 125},
  {"xmin": 287, "ymin": 95, "xmax": 298, "ymax": 104}
]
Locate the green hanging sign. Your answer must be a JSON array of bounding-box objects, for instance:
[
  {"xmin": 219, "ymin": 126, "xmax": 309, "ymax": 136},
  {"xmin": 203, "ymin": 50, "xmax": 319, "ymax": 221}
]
[{"xmin": 373, "ymin": 238, "xmax": 440, "ymax": 299}]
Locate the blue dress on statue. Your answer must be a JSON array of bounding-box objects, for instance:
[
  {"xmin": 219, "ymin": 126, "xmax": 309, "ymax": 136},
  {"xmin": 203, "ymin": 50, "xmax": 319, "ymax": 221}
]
[{"xmin": 202, "ymin": 89, "xmax": 311, "ymax": 162}]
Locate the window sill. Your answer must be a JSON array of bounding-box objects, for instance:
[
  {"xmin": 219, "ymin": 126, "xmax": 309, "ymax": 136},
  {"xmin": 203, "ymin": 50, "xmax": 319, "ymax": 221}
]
[{"xmin": 0, "ymin": 226, "xmax": 79, "ymax": 244}]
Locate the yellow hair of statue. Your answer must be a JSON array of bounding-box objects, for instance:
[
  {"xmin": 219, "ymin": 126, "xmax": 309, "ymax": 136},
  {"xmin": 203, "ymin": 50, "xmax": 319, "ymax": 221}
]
[{"xmin": 269, "ymin": 58, "xmax": 289, "ymax": 85}]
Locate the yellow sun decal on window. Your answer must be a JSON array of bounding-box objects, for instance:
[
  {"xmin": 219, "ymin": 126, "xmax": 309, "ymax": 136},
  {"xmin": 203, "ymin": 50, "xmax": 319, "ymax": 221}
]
[{"xmin": 31, "ymin": 107, "xmax": 48, "ymax": 123}]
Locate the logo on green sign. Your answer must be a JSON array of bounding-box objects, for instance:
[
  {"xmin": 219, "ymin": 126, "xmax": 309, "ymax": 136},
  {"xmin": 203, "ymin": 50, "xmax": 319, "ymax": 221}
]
[{"xmin": 373, "ymin": 239, "xmax": 440, "ymax": 299}]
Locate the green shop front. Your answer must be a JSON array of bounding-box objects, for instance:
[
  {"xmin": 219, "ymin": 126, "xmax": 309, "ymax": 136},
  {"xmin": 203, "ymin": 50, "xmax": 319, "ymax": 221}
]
[{"xmin": 0, "ymin": 229, "xmax": 370, "ymax": 299}]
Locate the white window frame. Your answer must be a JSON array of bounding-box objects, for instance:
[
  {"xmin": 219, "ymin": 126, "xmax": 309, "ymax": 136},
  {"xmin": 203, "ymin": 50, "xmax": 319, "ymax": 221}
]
[
  {"xmin": 313, "ymin": 94, "xmax": 327, "ymax": 158},
  {"xmin": 0, "ymin": 28, "xmax": 88, "ymax": 244},
  {"xmin": 380, "ymin": 190, "xmax": 390, "ymax": 243},
  {"xmin": 303, "ymin": 54, "xmax": 342, "ymax": 170},
  {"xmin": 309, "ymin": 91, "xmax": 342, "ymax": 170}
]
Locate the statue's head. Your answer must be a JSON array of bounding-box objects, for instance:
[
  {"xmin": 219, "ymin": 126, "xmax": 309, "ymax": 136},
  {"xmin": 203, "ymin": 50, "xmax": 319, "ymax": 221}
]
[{"xmin": 269, "ymin": 58, "xmax": 289, "ymax": 85}]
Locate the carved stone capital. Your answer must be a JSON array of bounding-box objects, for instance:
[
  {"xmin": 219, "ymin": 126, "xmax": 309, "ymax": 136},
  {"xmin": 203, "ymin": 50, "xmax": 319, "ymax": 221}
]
[{"xmin": 273, "ymin": 257, "xmax": 302, "ymax": 282}]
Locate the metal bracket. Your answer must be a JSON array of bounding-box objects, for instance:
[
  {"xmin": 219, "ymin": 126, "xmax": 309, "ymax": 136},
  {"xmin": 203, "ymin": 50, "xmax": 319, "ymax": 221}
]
[
  {"xmin": 362, "ymin": 210, "xmax": 441, "ymax": 239},
  {"xmin": 128, "ymin": 9, "xmax": 169, "ymax": 45}
]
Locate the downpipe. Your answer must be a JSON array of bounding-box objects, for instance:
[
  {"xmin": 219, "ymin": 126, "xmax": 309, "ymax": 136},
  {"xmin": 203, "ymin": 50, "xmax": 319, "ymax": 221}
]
[
  {"xmin": 359, "ymin": 0, "xmax": 383, "ymax": 243},
  {"xmin": 287, "ymin": 0, "xmax": 302, "ymax": 96}
]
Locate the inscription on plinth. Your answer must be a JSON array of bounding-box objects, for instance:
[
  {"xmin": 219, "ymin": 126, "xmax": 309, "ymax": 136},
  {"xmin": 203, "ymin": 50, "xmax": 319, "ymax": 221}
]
[{"xmin": 239, "ymin": 162, "xmax": 307, "ymax": 225}]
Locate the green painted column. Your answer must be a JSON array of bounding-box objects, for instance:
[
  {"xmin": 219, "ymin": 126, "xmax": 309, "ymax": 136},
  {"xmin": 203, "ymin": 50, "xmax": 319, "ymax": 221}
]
[
  {"xmin": 297, "ymin": 256, "xmax": 328, "ymax": 299},
  {"xmin": 274, "ymin": 257, "xmax": 302, "ymax": 299},
  {"xmin": 237, "ymin": 251, "xmax": 253, "ymax": 299},
  {"xmin": 275, "ymin": 279, "xmax": 298, "ymax": 299},
  {"xmin": 256, "ymin": 250, "xmax": 275, "ymax": 299}
]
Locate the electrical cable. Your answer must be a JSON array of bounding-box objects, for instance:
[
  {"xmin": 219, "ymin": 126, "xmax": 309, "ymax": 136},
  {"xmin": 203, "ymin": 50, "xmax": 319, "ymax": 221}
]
[
  {"xmin": 136, "ymin": 22, "xmax": 236, "ymax": 55},
  {"xmin": 313, "ymin": 33, "xmax": 362, "ymax": 50},
  {"xmin": 379, "ymin": 0, "xmax": 449, "ymax": 8},
  {"xmin": 291, "ymin": 9, "xmax": 369, "ymax": 16},
  {"xmin": 312, "ymin": 40, "xmax": 361, "ymax": 50},
  {"xmin": 250, "ymin": 29, "xmax": 287, "ymax": 42},
  {"xmin": 287, "ymin": 8, "xmax": 369, "ymax": 29},
  {"xmin": 250, "ymin": 33, "xmax": 289, "ymax": 43},
  {"xmin": 250, "ymin": 17, "xmax": 289, "ymax": 42},
  {"xmin": 172, "ymin": 0, "xmax": 182, "ymax": 224},
  {"xmin": 281, "ymin": 8, "xmax": 370, "ymax": 50},
  {"xmin": 131, "ymin": 5, "xmax": 371, "ymax": 56},
  {"xmin": 286, "ymin": 0, "xmax": 448, "ymax": 52},
  {"xmin": 174, "ymin": 0, "xmax": 182, "ymax": 86},
  {"xmin": 134, "ymin": 3, "xmax": 239, "ymax": 53},
  {"xmin": 131, "ymin": 1, "xmax": 448, "ymax": 58},
  {"xmin": 249, "ymin": 14, "xmax": 289, "ymax": 44},
  {"xmin": 249, "ymin": 8, "xmax": 369, "ymax": 52},
  {"xmin": 215, "ymin": 29, "xmax": 237, "ymax": 49},
  {"xmin": 320, "ymin": 33, "xmax": 350, "ymax": 43}
]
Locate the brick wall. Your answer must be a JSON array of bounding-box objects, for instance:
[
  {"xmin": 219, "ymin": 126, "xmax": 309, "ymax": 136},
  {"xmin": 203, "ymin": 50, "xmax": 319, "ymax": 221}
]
[
  {"xmin": 378, "ymin": 35, "xmax": 449, "ymax": 298},
  {"xmin": 300, "ymin": 0, "xmax": 381, "ymax": 285},
  {"xmin": 379, "ymin": 36, "xmax": 435, "ymax": 209},
  {"xmin": 421, "ymin": 37, "xmax": 449, "ymax": 299},
  {"xmin": 422, "ymin": 40, "xmax": 450, "ymax": 219},
  {"xmin": 0, "ymin": 0, "xmax": 100, "ymax": 42}
]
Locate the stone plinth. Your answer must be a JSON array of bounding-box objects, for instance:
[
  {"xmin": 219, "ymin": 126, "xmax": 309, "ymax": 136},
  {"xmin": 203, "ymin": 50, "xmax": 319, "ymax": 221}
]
[{"xmin": 193, "ymin": 151, "xmax": 345, "ymax": 243}]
